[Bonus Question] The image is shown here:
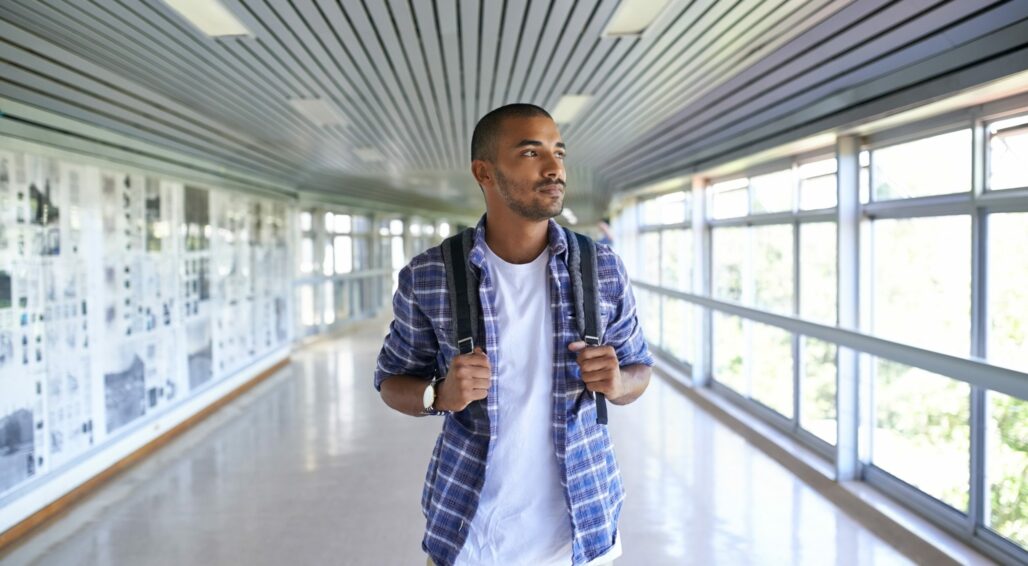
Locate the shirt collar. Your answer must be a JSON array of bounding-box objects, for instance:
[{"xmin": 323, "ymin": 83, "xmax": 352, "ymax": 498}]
[{"xmin": 468, "ymin": 213, "xmax": 569, "ymax": 269}]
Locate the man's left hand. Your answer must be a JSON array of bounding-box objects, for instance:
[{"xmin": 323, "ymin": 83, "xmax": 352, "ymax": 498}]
[{"xmin": 568, "ymin": 342, "xmax": 624, "ymax": 400}]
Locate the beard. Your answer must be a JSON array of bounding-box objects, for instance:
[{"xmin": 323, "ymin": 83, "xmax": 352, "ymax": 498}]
[{"xmin": 494, "ymin": 168, "xmax": 564, "ymax": 221}]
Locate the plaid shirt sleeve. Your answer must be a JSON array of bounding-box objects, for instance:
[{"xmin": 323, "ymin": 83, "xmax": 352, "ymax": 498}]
[
  {"xmin": 601, "ymin": 247, "xmax": 655, "ymax": 368},
  {"xmin": 374, "ymin": 262, "xmax": 440, "ymax": 391}
]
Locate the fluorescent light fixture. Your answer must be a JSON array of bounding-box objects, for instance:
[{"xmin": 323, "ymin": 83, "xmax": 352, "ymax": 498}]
[
  {"xmin": 355, "ymin": 148, "xmax": 385, "ymax": 162},
  {"xmin": 289, "ymin": 98, "xmax": 348, "ymax": 127},
  {"xmin": 552, "ymin": 95, "xmax": 592, "ymax": 124},
  {"xmin": 603, "ymin": 0, "xmax": 673, "ymax": 37},
  {"xmin": 162, "ymin": 0, "xmax": 251, "ymax": 37}
]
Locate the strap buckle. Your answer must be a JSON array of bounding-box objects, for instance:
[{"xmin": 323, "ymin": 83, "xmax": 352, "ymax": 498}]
[{"xmin": 457, "ymin": 336, "xmax": 475, "ymax": 354}]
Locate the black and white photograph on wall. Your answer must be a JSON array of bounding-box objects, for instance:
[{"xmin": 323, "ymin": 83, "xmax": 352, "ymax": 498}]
[
  {"xmin": 0, "ymin": 404, "xmax": 35, "ymax": 496},
  {"xmin": 0, "ymin": 269, "xmax": 11, "ymax": 310},
  {"xmin": 103, "ymin": 344, "xmax": 146, "ymax": 434},
  {"xmin": 184, "ymin": 186, "xmax": 209, "ymax": 252},
  {"xmin": 186, "ymin": 318, "xmax": 212, "ymax": 391}
]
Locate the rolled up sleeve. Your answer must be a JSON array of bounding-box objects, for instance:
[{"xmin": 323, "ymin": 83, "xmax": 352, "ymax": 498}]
[
  {"xmin": 604, "ymin": 253, "xmax": 655, "ymax": 368},
  {"xmin": 374, "ymin": 264, "xmax": 439, "ymax": 390}
]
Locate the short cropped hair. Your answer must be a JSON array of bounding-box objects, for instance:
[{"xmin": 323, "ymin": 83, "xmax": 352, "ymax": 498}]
[{"xmin": 471, "ymin": 103, "xmax": 553, "ymax": 162}]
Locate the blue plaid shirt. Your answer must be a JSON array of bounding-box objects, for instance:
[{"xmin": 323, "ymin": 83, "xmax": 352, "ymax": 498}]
[{"xmin": 375, "ymin": 215, "xmax": 653, "ymax": 566}]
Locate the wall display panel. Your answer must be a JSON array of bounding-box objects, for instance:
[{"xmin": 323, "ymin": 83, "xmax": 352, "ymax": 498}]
[{"xmin": 0, "ymin": 143, "xmax": 293, "ymax": 502}]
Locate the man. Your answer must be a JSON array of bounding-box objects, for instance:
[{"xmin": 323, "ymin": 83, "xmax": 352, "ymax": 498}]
[{"xmin": 375, "ymin": 104, "xmax": 653, "ymax": 566}]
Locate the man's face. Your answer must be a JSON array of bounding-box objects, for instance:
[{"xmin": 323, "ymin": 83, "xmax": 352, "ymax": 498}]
[{"xmin": 479, "ymin": 116, "xmax": 566, "ymax": 221}]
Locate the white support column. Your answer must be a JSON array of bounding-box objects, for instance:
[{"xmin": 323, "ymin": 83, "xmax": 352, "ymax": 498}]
[
  {"xmin": 692, "ymin": 175, "xmax": 712, "ymax": 387},
  {"xmin": 836, "ymin": 135, "xmax": 861, "ymax": 480}
]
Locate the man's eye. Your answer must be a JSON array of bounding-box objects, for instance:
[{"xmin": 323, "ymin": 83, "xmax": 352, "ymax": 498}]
[
  {"xmin": 522, "ymin": 150, "xmax": 537, "ymax": 157},
  {"xmin": 556, "ymin": 153, "xmax": 566, "ymax": 160}
]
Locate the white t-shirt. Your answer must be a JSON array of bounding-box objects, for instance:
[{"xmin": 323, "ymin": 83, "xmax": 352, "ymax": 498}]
[{"xmin": 455, "ymin": 243, "xmax": 621, "ymax": 566}]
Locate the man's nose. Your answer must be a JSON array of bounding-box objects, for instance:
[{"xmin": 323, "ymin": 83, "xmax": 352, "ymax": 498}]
[{"xmin": 542, "ymin": 154, "xmax": 563, "ymax": 179}]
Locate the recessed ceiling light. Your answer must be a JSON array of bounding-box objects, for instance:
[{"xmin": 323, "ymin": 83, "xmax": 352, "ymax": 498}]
[
  {"xmin": 355, "ymin": 148, "xmax": 385, "ymax": 162},
  {"xmin": 162, "ymin": 0, "xmax": 251, "ymax": 37},
  {"xmin": 603, "ymin": 0, "xmax": 673, "ymax": 37},
  {"xmin": 552, "ymin": 95, "xmax": 592, "ymax": 124},
  {"xmin": 289, "ymin": 98, "xmax": 348, "ymax": 127}
]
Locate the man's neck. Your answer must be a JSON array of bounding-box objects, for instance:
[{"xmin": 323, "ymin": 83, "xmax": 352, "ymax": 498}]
[{"xmin": 483, "ymin": 209, "xmax": 550, "ymax": 264}]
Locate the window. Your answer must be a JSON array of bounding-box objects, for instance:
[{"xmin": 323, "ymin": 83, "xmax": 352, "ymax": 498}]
[
  {"xmin": 300, "ymin": 238, "xmax": 314, "ymax": 274},
  {"xmin": 750, "ymin": 322, "xmax": 793, "ymax": 417},
  {"xmin": 712, "ymin": 227, "xmax": 745, "ymax": 302},
  {"xmin": 871, "ymin": 216, "xmax": 970, "ymax": 357},
  {"xmin": 799, "ymin": 222, "xmax": 837, "ymax": 325},
  {"xmin": 872, "ymin": 359, "xmax": 970, "ymax": 512},
  {"xmin": 800, "ymin": 337, "xmax": 836, "ymax": 444},
  {"xmin": 752, "ymin": 224, "xmax": 793, "ymax": 314},
  {"xmin": 639, "ymin": 232, "xmax": 660, "ymax": 284},
  {"xmin": 750, "ymin": 168, "xmax": 794, "ymax": 214},
  {"xmin": 300, "ymin": 211, "xmax": 312, "ymax": 232},
  {"xmin": 662, "ymin": 296, "xmax": 692, "ymax": 363},
  {"xmin": 711, "ymin": 178, "xmax": 748, "ymax": 219},
  {"xmin": 323, "ymin": 281, "xmax": 335, "ymax": 324},
  {"xmin": 859, "ymin": 150, "xmax": 870, "ymax": 204},
  {"xmin": 389, "ymin": 219, "xmax": 404, "ymax": 236},
  {"xmin": 660, "ymin": 229, "xmax": 691, "ymax": 291},
  {"xmin": 322, "ymin": 242, "xmax": 333, "ymax": 276},
  {"xmin": 438, "ymin": 222, "xmax": 451, "ymax": 238},
  {"xmin": 799, "ymin": 157, "xmax": 837, "ymax": 210},
  {"xmin": 872, "ymin": 129, "xmax": 972, "ymax": 200},
  {"xmin": 336, "ymin": 214, "xmax": 352, "ymax": 233},
  {"xmin": 641, "ymin": 191, "xmax": 690, "ymax": 225},
  {"xmin": 988, "ymin": 213, "xmax": 1028, "ymax": 374},
  {"xmin": 324, "ymin": 212, "xmax": 334, "ymax": 233},
  {"xmin": 713, "ymin": 313, "xmax": 745, "ymax": 393},
  {"xmin": 987, "ymin": 114, "xmax": 1028, "ymax": 191},
  {"xmin": 334, "ymin": 236, "xmax": 352, "ymax": 274},
  {"xmin": 987, "ymin": 391, "xmax": 1028, "ymax": 547}
]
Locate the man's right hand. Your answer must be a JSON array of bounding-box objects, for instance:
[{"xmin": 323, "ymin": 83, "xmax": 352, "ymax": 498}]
[{"xmin": 435, "ymin": 347, "xmax": 491, "ymax": 412}]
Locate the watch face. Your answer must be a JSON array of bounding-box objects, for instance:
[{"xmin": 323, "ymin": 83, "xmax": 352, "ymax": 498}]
[{"xmin": 423, "ymin": 382, "xmax": 434, "ymax": 409}]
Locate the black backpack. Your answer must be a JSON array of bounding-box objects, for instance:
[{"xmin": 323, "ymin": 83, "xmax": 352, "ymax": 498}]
[{"xmin": 440, "ymin": 226, "xmax": 608, "ymax": 425}]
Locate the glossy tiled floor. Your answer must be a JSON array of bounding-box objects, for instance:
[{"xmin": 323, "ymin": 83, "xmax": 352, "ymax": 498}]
[{"xmin": 0, "ymin": 320, "xmax": 914, "ymax": 565}]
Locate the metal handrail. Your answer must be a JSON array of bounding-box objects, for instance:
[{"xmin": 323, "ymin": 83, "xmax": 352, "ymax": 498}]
[{"xmin": 632, "ymin": 280, "xmax": 1028, "ymax": 401}]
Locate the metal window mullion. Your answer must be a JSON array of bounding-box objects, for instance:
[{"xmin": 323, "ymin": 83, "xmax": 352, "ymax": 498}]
[
  {"xmin": 969, "ymin": 119, "xmax": 989, "ymax": 535},
  {"xmin": 694, "ymin": 176, "xmax": 712, "ymax": 387},
  {"xmin": 792, "ymin": 162, "xmax": 801, "ymax": 430},
  {"xmin": 836, "ymin": 135, "xmax": 861, "ymax": 481}
]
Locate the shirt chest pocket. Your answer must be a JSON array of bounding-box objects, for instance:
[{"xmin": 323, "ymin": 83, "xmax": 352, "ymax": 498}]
[{"xmin": 567, "ymin": 300, "xmax": 618, "ymax": 341}]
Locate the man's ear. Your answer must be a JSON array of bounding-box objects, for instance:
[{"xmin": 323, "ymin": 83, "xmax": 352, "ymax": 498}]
[{"xmin": 471, "ymin": 159, "xmax": 492, "ymax": 187}]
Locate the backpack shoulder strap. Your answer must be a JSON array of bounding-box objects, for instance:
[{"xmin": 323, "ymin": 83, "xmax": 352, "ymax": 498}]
[
  {"xmin": 561, "ymin": 226, "xmax": 608, "ymax": 425},
  {"xmin": 440, "ymin": 228, "xmax": 479, "ymax": 355}
]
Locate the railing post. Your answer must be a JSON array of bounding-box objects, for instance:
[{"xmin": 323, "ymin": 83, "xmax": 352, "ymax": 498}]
[{"xmin": 692, "ymin": 175, "xmax": 711, "ymax": 387}]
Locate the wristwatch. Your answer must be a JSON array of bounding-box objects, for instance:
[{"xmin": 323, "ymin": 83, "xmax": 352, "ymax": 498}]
[{"xmin": 422, "ymin": 379, "xmax": 448, "ymax": 415}]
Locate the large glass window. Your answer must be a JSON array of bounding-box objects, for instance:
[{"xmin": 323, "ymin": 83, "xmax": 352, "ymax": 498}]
[
  {"xmin": 987, "ymin": 114, "xmax": 1028, "ymax": 191},
  {"xmin": 712, "ymin": 227, "xmax": 745, "ymax": 302},
  {"xmin": 987, "ymin": 213, "xmax": 1028, "ymax": 374},
  {"xmin": 711, "ymin": 178, "xmax": 748, "ymax": 219},
  {"xmin": 752, "ymin": 224, "xmax": 793, "ymax": 314},
  {"xmin": 660, "ymin": 229, "xmax": 691, "ymax": 291},
  {"xmin": 987, "ymin": 391, "xmax": 1028, "ymax": 547},
  {"xmin": 871, "ymin": 216, "xmax": 971, "ymax": 357},
  {"xmin": 713, "ymin": 313, "xmax": 745, "ymax": 393},
  {"xmin": 799, "ymin": 222, "xmax": 837, "ymax": 325},
  {"xmin": 800, "ymin": 337, "xmax": 837, "ymax": 444},
  {"xmin": 871, "ymin": 129, "xmax": 972, "ymax": 200},
  {"xmin": 641, "ymin": 191, "xmax": 690, "ymax": 225},
  {"xmin": 662, "ymin": 296, "xmax": 692, "ymax": 363},
  {"xmin": 799, "ymin": 158, "xmax": 838, "ymax": 210},
  {"xmin": 750, "ymin": 322, "xmax": 793, "ymax": 418},
  {"xmin": 750, "ymin": 168, "xmax": 794, "ymax": 214},
  {"xmin": 334, "ymin": 236, "xmax": 352, "ymax": 274},
  {"xmin": 639, "ymin": 232, "xmax": 660, "ymax": 284},
  {"xmin": 872, "ymin": 359, "xmax": 970, "ymax": 512}
]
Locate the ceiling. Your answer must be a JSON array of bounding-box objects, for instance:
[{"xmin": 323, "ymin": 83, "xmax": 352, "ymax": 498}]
[{"xmin": 1, "ymin": 0, "xmax": 1027, "ymax": 221}]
